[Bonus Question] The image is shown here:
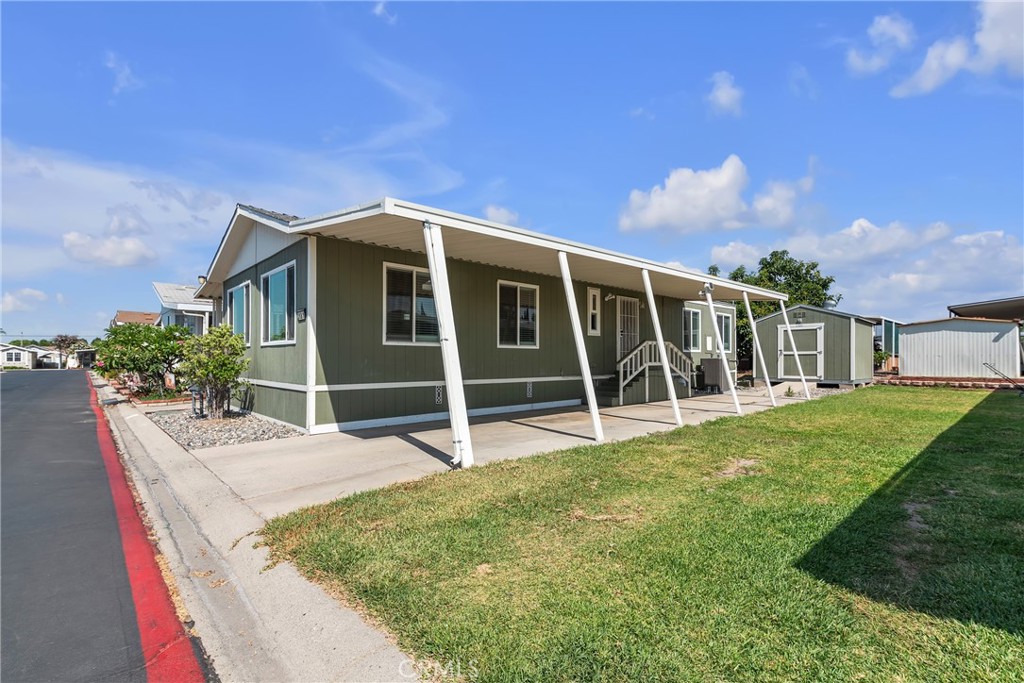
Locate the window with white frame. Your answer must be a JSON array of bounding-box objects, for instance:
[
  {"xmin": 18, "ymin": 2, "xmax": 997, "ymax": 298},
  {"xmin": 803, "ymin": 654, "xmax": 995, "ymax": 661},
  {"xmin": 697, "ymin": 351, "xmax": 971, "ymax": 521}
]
[
  {"xmin": 716, "ymin": 311, "xmax": 733, "ymax": 353},
  {"xmin": 498, "ymin": 281, "xmax": 539, "ymax": 347},
  {"xmin": 683, "ymin": 309, "xmax": 701, "ymax": 351},
  {"xmin": 6, "ymin": 351, "xmax": 21, "ymax": 363},
  {"xmin": 384, "ymin": 264, "xmax": 438, "ymax": 344},
  {"xmin": 586, "ymin": 288, "xmax": 601, "ymax": 336},
  {"xmin": 262, "ymin": 262, "xmax": 296, "ymax": 344},
  {"xmin": 226, "ymin": 282, "xmax": 251, "ymax": 344}
]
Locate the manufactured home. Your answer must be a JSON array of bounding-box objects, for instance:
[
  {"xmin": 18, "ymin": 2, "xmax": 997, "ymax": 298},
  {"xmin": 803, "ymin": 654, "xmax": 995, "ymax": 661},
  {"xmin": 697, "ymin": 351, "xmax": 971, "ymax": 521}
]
[
  {"xmin": 196, "ymin": 198, "xmax": 795, "ymax": 466},
  {"xmin": 754, "ymin": 305, "xmax": 875, "ymax": 386},
  {"xmin": 1, "ymin": 343, "xmax": 37, "ymax": 370}
]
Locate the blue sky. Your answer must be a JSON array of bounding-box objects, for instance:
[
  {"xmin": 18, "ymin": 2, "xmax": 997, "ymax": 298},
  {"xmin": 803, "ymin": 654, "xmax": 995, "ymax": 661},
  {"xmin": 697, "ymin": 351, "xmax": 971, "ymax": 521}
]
[{"xmin": 2, "ymin": 1, "xmax": 1022, "ymax": 340}]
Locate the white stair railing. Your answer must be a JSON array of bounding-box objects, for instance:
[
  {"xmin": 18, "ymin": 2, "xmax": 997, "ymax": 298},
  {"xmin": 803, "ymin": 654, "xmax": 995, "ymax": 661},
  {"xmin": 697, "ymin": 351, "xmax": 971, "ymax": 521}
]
[{"xmin": 616, "ymin": 341, "xmax": 693, "ymax": 404}]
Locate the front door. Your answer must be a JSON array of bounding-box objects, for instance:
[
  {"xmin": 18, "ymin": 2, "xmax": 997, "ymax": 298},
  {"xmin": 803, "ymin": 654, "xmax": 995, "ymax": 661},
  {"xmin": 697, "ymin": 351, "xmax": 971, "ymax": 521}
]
[
  {"xmin": 617, "ymin": 296, "xmax": 640, "ymax": 359},
  {"xmin": 777, "ymin": 323, "xmax": 824, "ymax": 380}
]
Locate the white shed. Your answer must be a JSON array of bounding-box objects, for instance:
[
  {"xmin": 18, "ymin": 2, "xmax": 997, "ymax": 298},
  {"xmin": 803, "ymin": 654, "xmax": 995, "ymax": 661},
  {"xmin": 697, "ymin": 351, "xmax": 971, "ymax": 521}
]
[{"xmin": 899, "ymin": 318, "xmax": 1022, "ymax": 378}]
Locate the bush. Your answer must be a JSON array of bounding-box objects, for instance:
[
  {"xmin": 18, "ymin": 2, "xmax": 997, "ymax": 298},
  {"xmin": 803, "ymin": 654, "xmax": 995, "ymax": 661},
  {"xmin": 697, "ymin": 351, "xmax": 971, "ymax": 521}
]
[
  {"xmin": 874, "ymin": 350, "xmax": 891, "ymax": 368},
  {"xmin": 175, "ymin": 324, "xmax": 250, "ymax": 419},
  {"xmin": 95, "ymin": 323, "xmax": 190, "ymax": 392}
]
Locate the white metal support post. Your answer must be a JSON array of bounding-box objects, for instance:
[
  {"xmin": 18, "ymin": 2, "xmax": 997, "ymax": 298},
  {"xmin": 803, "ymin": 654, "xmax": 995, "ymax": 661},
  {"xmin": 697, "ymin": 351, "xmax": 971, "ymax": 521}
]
[
  {"xmin": 779, "ymin": 301, "xmax": 811, "ymax": 399},
  {"xmin": 422, "ymin": 222, "xmax": 475, "ymax": 467},
  {"xmin": 641, "ymin": 269, "xmax": 683, "ymax": 427},
  {"xmin": 742, "ymin": 291, "xmax": 776, "ymax": 407},
  {"xmin": 557, "ymin": 251, "xmax": 604, "ymax": 443},
  {"xmin": 305, "ymin": 236, "xmax": 319, "ymax": 431},
  {"xmin": 703, "ymin": 284, "xmax": 742, "ymax": 415}
]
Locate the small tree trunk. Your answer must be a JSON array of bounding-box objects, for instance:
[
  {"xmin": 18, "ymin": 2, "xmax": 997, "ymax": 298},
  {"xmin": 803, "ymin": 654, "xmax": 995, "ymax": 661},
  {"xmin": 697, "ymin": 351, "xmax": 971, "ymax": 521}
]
[{"xmin": 207, "ymin": 387, "xmax": 230, "ymax": 419}]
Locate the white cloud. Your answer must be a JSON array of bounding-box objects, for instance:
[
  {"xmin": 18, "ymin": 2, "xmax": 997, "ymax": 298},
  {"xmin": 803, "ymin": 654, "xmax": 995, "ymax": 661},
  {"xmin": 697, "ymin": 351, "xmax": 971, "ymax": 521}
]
[
  {"xmin": 972, "ymin": 1, "xmax": 1024, "ymax": 76},
  {"xmin": 620, "ymin": 155, "xmax": 750, "ymax": 233},
  {"xmin": 372, "ymin": 2, "xmax": 397, "ymax": 25},
  {"xmin": 892, "ymin": 1, "xmax": 1023, "ymax": 97},
  {"xmin": 1, "ymin": 288, "xmax": 47, "ymax": 313},
  {"xmin": 710, "ymin": 241, "xmax": 762, "ymax": 269},
  {"xmin": 705, "ymin": 71, "xmax": 743, "ymax": 117},
  {"xmin": 483, "ymin": 204, "xmax": 519, "ymax": 225},
  {"xmin": 55, "ymin": 293, "xmax": 67, "ymax": 306},
  {"xmin": 104, "ymin": 51, "xmax": 143, "ymax": 95},
  {"xmin": 629, "ymin": 106, "xmax": 655, "ymax": 121},
  {"xmin": 620, "ymin": 155, "xmax": 815, "ymax": 234},
  {"xmin": 890, "ymin": 38, "xmax": 972, "ymax": 97},
  {"xmin": 788, "ymin": 64, "xmax": 818, "ymax": 99},
  {"xmin": 869, "ymin": 13, "xmax": 916, "ymax": 50},
  {"xmin": 62, "ymin": 232, "xmax": 157, "ymax": 268},
  {"xmin": 105, "ymin": 203, "xmax": 151, "ymax": 235},
  {"xmin": 707, "ymin": 219, "xmax": 1022, "ymax": 321},
  {"xmin": 846, "ymin": 13, "xmax": 916, "ymax": 76}
]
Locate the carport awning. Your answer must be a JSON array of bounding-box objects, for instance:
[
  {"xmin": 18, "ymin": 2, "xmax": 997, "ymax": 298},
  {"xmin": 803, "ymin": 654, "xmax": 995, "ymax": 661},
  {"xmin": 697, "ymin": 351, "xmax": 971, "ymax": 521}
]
[{"xmin": 200, "ymin": 198, "xmax": 786, "ymax": 304}]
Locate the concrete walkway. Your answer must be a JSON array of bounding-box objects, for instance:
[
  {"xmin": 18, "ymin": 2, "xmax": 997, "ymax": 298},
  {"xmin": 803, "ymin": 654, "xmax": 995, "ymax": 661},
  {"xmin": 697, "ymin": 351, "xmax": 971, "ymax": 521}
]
[
  {"xmin": 195, "ymin": 392, "xmax": 794, "ymax": 519},
  {"xmin": 103, "ymin": 377, "xmax": 798, "ymax": 682}
]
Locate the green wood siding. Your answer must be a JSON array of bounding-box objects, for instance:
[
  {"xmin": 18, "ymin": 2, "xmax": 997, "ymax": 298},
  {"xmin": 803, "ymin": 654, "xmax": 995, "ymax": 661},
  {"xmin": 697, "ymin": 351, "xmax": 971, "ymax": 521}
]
[
  {"xmin": 854, "ymin": 320, "xmax": 875, "ymax": 380},
  {"xmin": 305, "ymin": 238, "xmax": 703, "ymax": 427},
  {"xmin": 223, "ymin": 240, "xmax": 308, "ymax": 427}
]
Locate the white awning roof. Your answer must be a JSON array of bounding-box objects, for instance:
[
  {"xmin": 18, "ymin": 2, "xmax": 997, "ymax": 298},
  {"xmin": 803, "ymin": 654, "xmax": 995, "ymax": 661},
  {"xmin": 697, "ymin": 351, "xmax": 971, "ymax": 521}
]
[{"xmin": 198, "ymin": 198, "xmax": 787, "ymax": 303}]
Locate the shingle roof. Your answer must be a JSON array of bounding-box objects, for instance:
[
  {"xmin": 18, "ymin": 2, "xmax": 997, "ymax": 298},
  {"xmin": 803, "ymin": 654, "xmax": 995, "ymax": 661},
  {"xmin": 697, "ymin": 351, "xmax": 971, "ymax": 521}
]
[
  {"xmin": 238, "ymin": 204, "xmax": 301, "ymax": 223},
  {"xmin": 152, "ymin": 282, "xmax": 202, "ymax": 306},
  {"xmin": 113, "ymin": 310, "xmax": 161, "ymax": 325}
]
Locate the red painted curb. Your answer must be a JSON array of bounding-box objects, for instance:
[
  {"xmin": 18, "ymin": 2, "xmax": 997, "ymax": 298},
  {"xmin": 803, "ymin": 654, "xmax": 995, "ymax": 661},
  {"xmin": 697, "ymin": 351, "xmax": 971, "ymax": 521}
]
[{"xmin": 88, "ymin": 378, "xmax": 206, "ymax": 683}]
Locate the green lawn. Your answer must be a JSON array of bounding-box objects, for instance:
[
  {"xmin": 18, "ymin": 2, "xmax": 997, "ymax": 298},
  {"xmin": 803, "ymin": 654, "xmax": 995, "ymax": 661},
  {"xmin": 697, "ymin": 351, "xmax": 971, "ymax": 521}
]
[{"xmin": 263, "ymin": 387, "xmax": 1024, "ymax": 682}]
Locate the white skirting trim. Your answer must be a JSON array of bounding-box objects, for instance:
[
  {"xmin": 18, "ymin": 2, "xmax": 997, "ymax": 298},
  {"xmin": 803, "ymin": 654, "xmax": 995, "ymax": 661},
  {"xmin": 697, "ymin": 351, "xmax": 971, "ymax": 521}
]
[
  {"xmin": 314, "ymin": 376, "xmax": 596, "ymax": 392},
  {"xmin": 308, "ymin": 398, "xmax": 582, "ymax": 434}
]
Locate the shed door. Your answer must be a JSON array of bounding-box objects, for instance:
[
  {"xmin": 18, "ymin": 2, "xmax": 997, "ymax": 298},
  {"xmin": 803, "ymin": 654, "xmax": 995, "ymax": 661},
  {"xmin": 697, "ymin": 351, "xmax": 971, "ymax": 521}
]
[
  {"xmin": 617, "ymin": 296, "xmax": 640, "ymax": 359},
  {"xmin": 777, "ymin": 323, "xmax": 824, "ymax": 380}
]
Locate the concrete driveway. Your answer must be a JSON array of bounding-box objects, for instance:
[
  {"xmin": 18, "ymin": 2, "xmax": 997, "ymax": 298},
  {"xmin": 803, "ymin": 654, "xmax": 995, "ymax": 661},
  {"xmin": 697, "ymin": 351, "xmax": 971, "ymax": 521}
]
[{"xmin": 192, "ymin": 391, "xmax": 795, "ymax": 519}]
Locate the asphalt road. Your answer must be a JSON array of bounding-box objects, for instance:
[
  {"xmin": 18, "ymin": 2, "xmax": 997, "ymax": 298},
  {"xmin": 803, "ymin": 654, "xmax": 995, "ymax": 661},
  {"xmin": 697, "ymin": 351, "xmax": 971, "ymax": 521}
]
[{"xmin": 1, "ymin": 370, "xmax": 146, "ymax": 682}]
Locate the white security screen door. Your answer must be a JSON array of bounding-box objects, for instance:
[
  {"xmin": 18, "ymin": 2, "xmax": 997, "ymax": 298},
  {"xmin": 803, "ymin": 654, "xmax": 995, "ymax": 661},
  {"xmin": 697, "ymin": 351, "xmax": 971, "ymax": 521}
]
[
  {"xmin": 778, "ymin": 323, "xmax": 824, "ymax": 379},
  {"xmin": 617, "ymin": 296, "xmax": 640, "ymax": 358}
]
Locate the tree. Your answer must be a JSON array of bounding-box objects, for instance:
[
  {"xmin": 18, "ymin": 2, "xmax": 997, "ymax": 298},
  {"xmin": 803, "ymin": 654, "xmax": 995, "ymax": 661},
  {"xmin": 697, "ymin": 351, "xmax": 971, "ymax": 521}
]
[
  {"xmin": 52, "ymin": 334, "xmax": 85, "ymax": 368},
  {"xmin": 95, "ymin": 324, "xmax": 190, "ymax": 392},
  {"xmin": 722, "ymin": 250, "xmax": 841, "ymax": 363},
  {"xmin": 175, "ymin": 325, "xmax": 250, "ymax": 419},
  {"xmin": 90, "ymin": 337, "xmax": 103, "ymax": 347}
]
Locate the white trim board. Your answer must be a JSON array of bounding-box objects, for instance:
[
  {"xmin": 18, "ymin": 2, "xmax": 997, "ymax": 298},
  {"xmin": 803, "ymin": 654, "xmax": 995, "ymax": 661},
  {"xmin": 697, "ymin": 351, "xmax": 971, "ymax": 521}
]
[
  {"xmin": 309, "ymin": 399, "xmax": 583, "ymax": 434},
  {"xmin": 314, "ymin": 375, "xmax": 591, "ymax": 392}
]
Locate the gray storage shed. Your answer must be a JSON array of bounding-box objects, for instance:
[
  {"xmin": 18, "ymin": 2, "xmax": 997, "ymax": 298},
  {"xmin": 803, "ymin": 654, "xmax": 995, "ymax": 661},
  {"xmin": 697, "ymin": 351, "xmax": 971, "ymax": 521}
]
[
  {"xmin": 899, "ymin": 317, "xmax": 1022, "ymax": 378},
  {"xmin": 754, "ymin": 305, "xmax": 875, "ymax": 386}
]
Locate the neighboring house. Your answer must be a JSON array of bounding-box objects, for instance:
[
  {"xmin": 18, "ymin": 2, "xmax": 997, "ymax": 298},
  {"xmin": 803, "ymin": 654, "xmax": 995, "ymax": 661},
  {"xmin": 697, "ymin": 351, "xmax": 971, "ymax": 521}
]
[
  {"xmin": 754, "ymin": 305, "xmax": 875, "ymax": 386},
  {"xmin": 152, "ymin": 283, "xmax": 216, "ymax": 336},
  {"xmin": 864, "ymin": 316, "xmax": 902, "ymax": 373},
  {"xmin": 947, "ymin": 295, "xmax": 1024, "ymax": 321},
  {"xmin": 195, "ymin": 199, "xmax": 792, "ymax": 465},
  {"xmin": 1, "ymin": 343, "xmax": 37, "ymax": 370},
  {"xmin": 110, "ymin": 310, "xmax": 161, "ymax": 327},
  {"xmin": 23, "ymin": 345, "xmax": 61, "ymax": 368},
  {"xmin": 899, "ymin": 318, "xmax": 1023, "ymax": 379}
]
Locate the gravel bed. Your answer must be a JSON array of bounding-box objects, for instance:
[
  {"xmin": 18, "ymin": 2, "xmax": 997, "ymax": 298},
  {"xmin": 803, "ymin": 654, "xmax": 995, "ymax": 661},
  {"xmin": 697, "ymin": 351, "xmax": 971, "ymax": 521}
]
[{"xmin": 148, "ymin": 410, "xmax": 304, "ymax": 450}]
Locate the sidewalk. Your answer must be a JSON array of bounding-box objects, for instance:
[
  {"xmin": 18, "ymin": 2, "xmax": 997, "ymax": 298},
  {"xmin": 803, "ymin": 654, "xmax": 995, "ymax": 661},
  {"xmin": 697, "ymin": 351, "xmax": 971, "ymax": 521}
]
[
  {"xmin": 97, "ymin": 374, "xmax": 800, "ymax": 682},
  {"xmin": 95, "ymin": 376, "xmax": 412, "ymax": 683}
]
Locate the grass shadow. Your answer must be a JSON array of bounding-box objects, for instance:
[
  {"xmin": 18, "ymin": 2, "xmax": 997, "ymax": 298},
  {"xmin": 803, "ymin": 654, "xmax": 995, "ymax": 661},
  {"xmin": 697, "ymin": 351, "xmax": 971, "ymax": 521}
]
[{"xmin": 796, "ymin": 390, "xmax": 1024, "ymax": 634}]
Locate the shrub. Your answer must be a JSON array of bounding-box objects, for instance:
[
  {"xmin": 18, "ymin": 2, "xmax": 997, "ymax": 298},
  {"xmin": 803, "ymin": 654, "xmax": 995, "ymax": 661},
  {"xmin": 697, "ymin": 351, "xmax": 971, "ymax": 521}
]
[
  {"xmin": 95, "ymin": 323, "xmax": 190, "ymax": 392},
  {"xmin": 175, "ymin": 324, "xmax": 250, "ymax": 419}
]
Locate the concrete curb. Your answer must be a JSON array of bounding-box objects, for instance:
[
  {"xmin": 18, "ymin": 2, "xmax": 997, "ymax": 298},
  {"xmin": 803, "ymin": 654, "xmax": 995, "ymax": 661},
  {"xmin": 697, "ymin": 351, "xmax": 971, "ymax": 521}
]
[{"xmin": 92, "ymin": 375, "xmax": 413, "ymax": 683}]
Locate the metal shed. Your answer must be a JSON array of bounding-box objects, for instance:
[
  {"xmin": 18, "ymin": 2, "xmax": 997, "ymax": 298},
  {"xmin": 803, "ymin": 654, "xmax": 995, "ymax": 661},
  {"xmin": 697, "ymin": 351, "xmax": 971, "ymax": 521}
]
[
  {"xmin": 754, "ymin": 305, "xmax": 875, "ymax": 386},
  {"xmin": 898, "ymin": 317, "xmax": 1022, "ymax": 378}
]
